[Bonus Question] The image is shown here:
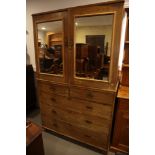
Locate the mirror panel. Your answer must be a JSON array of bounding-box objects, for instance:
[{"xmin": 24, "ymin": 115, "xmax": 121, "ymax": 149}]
[
  {"xmin": 75, "ymin": 14, "xmax": 114, "ymax": 81},
  {"xmin": 37, "ymin": 20, "xmax": 63, "ymax": 75}
]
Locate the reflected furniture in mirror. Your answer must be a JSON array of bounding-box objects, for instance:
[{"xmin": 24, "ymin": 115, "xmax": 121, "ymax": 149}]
[
  {"xmin": 37, "ymin": 21, "xmax": 63, "ymax": 75},
  {"xmin": 74, "ymin": 14, "xmax": 113, "ymax": 81},
  {"xmin": 33, "ymin": 1, "xmax": 124, "ymax": 154}
]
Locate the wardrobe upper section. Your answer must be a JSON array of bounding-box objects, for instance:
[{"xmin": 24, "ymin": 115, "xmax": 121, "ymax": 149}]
[{"xmin": 32, "ymin": 0, "xmax": 124, "ymax": 90}]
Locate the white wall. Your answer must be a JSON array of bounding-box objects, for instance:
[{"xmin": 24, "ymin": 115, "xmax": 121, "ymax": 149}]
[
  {"xmin": 38, "ymin": 30, "xmax": 46, "ymax": 44},
  {"xmin": 26, "ymin": 0, "xmax": 129, "ymax": 70}
]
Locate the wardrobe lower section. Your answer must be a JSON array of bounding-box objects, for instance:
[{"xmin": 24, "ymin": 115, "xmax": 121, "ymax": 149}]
[{"xmin": 38, "ymin": 80, "xmax": 116, "ymax": 151}]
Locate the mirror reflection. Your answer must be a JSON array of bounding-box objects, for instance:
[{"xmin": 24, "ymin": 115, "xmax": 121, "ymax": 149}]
[
  {"xmin": 37, "ymin": 21, "xmax": 63, "ymax": 75},
  {"xmin": 75, "ymin": 14, "xmax": 113, "ymax": 81}
]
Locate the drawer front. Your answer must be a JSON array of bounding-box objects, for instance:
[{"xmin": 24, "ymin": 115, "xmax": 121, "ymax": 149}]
[
  {"xmin": 42, "ymin": 116, "xmax": 108, "ymax": 149},
  {"xmin": 40, "ymin": 92, "xmax": 113, "ymax": 120},
  {"xmin": 70, "ymin": 86, "xmax": 115, "ymax": 104},
  {"xmin": 38, "ymin": 80, "xmax": 68, "ymax": 96},
  {"xmin": 40, "ymin": 101, "xmax": 111, "ymax": 134}
]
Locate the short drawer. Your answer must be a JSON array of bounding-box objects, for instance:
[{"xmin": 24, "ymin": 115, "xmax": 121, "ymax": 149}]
[
  {"xmin": 40, "ymin": 92, "xmax": 113, "ymax": 120},
  {"xmin": 38, "ymin": 80, "xmax": 68, "ymax": 96},
  {"xmin": 43, "ymin": 117, "xmax": 109, "ymax": 149},
  {"xmin": 70, "ymin": 86, "xmax": 115, "ymax": 104}
]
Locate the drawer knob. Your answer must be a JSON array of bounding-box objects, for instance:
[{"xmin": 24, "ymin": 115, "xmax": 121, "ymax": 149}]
[
  {"xmin": 67, "ymin": 110, "xmax": 73, "ymax": 114},
  {"xmin": 85, "ymin": 120, "xmax": 92, "ymax": 124},
  {"xmin": 86, "ymin": 106, "xmax": 93, "ymax": 110},
  {"xmin": 51, "ymin": 97, "xmax": 56, "ymax": 102},
  {"xmin": 86, "ymin": 92, "xmax": 93, "ymax": 98},
  {"xmin": 68, "ymin": 123, "xmax": 73, "ymax": 127},
  {"xmin": 52, "ymin": 110, "xmax": 57, "ymax": 114}
]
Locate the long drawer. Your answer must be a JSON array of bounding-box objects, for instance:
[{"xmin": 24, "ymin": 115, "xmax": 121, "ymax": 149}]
[
  {"xmin": 70, "ymin": 86, "xmax": 115, "ymax": 104},
  {"xmin": 40, "ymin": 92, "xmax": 113, "ymax": 120},
  {"xmin": 42, "ymin": 115, "xmax": 108, "ymax": 149},
  {"xmin": 41, "ymin": 103, "xmax": 110, "ymax": 134},
  {"xmin": 38, "ymin": 80, "xmax": 68, "ymax": 97}
]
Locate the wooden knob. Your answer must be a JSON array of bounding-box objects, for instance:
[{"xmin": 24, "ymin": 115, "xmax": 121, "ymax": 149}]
[
  {"xmin": 52, "ymin": 110, "xmax": 57, "ymax": 114},
  {"xmin": 51, "ymin": 97, "xmax": 56, "ymax": 102},
  {"xmin": 85, "ymin": 120, "xmax": 92, "ymax": 124},
  {"xmin": 86, "ymin": 92, "xmax": 93, "ymax": 98},
  {"xmin": 86, "ymin": 106, "xmax": 93, "ymax": 110}
]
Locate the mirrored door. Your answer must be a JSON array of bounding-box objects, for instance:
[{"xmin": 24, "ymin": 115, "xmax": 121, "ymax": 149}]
[
  {"xmin": 69, "ymin": 3, "xmax": 124, "ymax": 89},
  {"xmin": 37, "ymin": 20, "xmax": 63, "ymax": 75},
  {"xmin": 74, "ymin": 14, "xmax": 114, "ymax": 81},
  {"xmin": 33, "ymin": 10, "xmax": 68, "ymax": 83}
]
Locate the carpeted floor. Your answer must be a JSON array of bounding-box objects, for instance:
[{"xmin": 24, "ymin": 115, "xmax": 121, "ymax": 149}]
[{"xmin": 27, "ymin": 108, "xmax": 128, "ymax": 155}]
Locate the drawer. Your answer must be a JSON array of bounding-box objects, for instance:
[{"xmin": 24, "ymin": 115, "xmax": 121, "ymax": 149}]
[
  {"xmin": 40, "ymin": 92, "xmax": 113, "ymax": 120},
  {"xmin": 40, "ymin": 102, "xmax": 111, "ymax": 134},
  {"xmin": 70, "ymin": 86, "xmax": 115, "ymax": 104},
  {"xmin": 38, "ymin": 80, "xmax": 68, "ymax": 96},
  {"xmin": 43, "ymin": 117, "xmax": 108, "ymax": 149}
]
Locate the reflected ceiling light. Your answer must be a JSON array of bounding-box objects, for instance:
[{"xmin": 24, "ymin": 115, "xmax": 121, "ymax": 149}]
[
  {"xmin": 75, "ymin": 22, "xmax": 78, "ymax": 26},
  {"xmin": 41, "ymin": 27, "xmax": 46, "ymax": 30}
]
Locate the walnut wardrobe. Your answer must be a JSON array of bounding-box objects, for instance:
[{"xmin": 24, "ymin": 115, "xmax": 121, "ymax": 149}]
[{"xmin": 32, "ymin": 0, "xmax": 124, "ymax": 154}]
